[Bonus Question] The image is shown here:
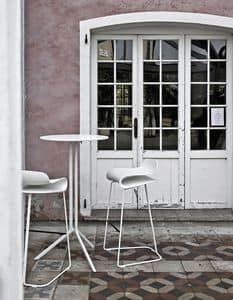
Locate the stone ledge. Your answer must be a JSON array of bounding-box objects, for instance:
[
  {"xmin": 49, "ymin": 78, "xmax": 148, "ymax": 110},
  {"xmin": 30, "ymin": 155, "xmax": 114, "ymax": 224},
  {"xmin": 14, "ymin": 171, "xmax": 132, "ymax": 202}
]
[{"xmin": 84, "ymin": 209, "xmax": 233, "ymax": 222}]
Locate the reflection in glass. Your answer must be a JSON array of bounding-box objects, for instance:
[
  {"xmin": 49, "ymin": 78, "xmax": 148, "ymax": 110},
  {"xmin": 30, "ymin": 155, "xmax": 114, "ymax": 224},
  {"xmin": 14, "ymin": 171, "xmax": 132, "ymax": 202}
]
[
  {"xmin": 98, "ymin": 129, "xmax": 114, "ymax": 150},
  {"xmin": 116, "ymin": 63, "xmax": 132, "ymax": 82},
  {"xmin": 210, "ymin": 130, "xmax": 226, "ymax": 150},
  {"xmin": 210, "ymin": 40, "xmax": 226, "ymax": 59},
  {"xmin": 191, "ymin": 107, "xmax": 207, "ymax": 127},
  {"xmin": 98, "ymin": 108, "xmax": 114, "ymax": 128},
  {"xmin": 98, "ymin": 85, "xmax": 114, "ymax": 105},
  {"xmin": 162, "ymin": 63, "xmax": 178, "ymax": 82},
  {"xmin": 144, "ymin": 62, "xmax": 160, "ymax": 82},
  {"xmin": 162, "ymin": 40, "xmax": 178, "ymax": 60},
  {"xmin": 162, "ymin": 130, "xmax": 178, "ymax": 150},
  {"xmin": 191, "ymin": 84, "xmax": 207, "ymax": 105},
  {"xmin": 116, "ymin": 85, "xmax": 132, "ymax": 105},
  {"xmin": 191, "ymin": 62, "xmax": 207, "ymax": 82},
  {"xmin": 144, "ymin": 130, "xmax": 160, "ymax": 150},
  {"xmin": 144, "ymin": 85, "xmax": 159, "ymax": 105},
  {"xmin": 143, "ymin": 40, "xmax": 160, "ymax": 60},
  {"xmin": 117, "ymin": 130, "xmax": 132, "ymax": 150},
  {"xmin": 191, "ymin": 40, "xmax": 208, "ymax": 59},
  {"xmin": 210, "ymin": 62, "xmax": 226, "ymax": 82},
  {"xmin": 162, "ymin": 84, "xmax": 178, "ymax": 105},
  {"xmin": 98, "ymin": 40, "xmax": 114, "ymax": 60},
  {"xmin": 144, "ymin": 107, "xmax": 160, "ymax": 127},
  {"xmin": 191, "ymin": 130, "xmax": 207, "ymax": 150},
  {"xmin": 210, "ymin": 84, "xmax": 226, "ymax": 105},
  {"xmin": 98, "ymin": 63, "xmax": 114, "ymax": 82},
  {"xmin": 162, "ymin": 108, "xmax": 178, "ymax": 127},
  {"xmin": 116, "ymin": 108, "xmax": 132, "ymax": 128},
  {"xmin": 116, "ymin": 40, "xmax": 132, "ymax": 60}
]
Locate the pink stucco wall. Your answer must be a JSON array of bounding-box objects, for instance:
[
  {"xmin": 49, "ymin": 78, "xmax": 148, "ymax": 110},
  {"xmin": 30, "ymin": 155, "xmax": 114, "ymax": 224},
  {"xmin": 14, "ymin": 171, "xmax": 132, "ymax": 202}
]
[{"xmin": 25, "ymin": 0, "xmax": 233, "ymax": 219}]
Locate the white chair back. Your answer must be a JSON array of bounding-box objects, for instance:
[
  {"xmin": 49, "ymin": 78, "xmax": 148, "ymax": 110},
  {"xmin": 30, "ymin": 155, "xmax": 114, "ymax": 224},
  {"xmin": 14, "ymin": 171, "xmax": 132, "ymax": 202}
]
[{"xmin": 22, "ymin": 170, "xmax": 50, "ymax": 187}]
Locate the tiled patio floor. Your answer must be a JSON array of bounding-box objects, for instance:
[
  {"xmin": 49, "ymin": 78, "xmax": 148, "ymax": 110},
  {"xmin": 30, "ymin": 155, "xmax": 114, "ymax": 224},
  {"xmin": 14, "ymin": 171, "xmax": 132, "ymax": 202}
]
[{"xmin": 24, "ymin": 221, "xmax": 233, "ymax": 300}]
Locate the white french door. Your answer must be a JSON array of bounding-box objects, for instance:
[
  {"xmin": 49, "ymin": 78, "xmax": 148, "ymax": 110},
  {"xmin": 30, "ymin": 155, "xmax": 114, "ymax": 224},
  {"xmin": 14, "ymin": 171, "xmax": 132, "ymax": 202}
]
[
  {"xmin": 185, "ymin": 36, "xmax": 232, "ymax": 208},
  {"xmin": 91, "ymin": 35, "xmax": 138, "ymax": 209},
  {"xmin": 91, "ymin": 34, "xmax": 232, "ymax": 209},
  {"xmin": 137, "ymin": 36, "xmax": 185, "ymax": 209}
]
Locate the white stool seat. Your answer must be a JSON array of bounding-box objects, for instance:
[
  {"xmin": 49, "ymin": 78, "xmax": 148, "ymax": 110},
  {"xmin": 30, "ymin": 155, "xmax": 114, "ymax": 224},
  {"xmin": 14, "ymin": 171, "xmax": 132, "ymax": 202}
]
[
  {"xmin": 104, "ymin": 160, "xmax": 162, "ymax": 268},
  {"xmin": 22, "ymin": 170, "xmax": 71, "ymax": 288},
  {"xmin": 23, "ymin": 177, "xmax": 67, "ymax": 194},
  {"xmin": 106, "ymin": 167, "xmax": 155, "ymax": 189}
]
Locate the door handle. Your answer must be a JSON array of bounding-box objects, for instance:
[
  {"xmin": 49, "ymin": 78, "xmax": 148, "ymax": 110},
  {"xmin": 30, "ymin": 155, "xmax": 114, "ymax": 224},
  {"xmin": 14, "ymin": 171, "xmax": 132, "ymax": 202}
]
[{"xmin": 134, "ymin": 118, "xmax": 138, "ymax": 138}]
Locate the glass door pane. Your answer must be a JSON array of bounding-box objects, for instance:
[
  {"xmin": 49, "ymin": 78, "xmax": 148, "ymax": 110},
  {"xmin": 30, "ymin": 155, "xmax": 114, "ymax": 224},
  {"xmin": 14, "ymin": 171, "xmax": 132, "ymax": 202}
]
[
  {"xmin": 190, "ymin": 39, "xmax": 227, "ymax": 150},
  {"xmin": 97, "ymin": 39, "xmax": 133, "ymax": 150},
  {"xmin": 143, "ymin": 39, "xmax": 179, "ymax": 151}
]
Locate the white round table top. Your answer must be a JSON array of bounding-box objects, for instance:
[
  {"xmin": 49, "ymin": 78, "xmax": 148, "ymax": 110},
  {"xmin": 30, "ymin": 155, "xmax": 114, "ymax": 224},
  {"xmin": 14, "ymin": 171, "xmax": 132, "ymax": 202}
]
[{"xmin": 40, "ymin": 134, "xmax": 108, "ymax": 142}]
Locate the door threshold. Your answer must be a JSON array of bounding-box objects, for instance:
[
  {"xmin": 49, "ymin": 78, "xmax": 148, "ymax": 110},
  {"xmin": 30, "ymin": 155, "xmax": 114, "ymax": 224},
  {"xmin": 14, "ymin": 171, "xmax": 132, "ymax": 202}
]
[{"xmin": 84, "ymin": 209, "xmax": 233, "ymax": 222}]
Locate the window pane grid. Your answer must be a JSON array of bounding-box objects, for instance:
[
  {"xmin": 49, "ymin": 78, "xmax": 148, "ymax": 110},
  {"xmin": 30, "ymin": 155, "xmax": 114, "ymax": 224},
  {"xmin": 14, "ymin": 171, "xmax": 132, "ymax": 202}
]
[
  {"xmin": 143, "ymin": 59, "xmax": 179, "ymax": 62},
  {"xmin": 143, "ymin": 39, "xmax": 179, "ymax": 151},
  {"xmin": 97, "ymin": 127, "xmax": 133, "ymax": 130},
  {"xmin": 191, "ymin": 82, "xmax": 226, "ymax": 84},
  {"xmin": 98, "ymin": 105, "xmax": 132, "ymax": 108},
  {"xmin": 191, "ymin": 59, "xmax": 227, "ymax": 62},
  {"xmin": 190, "ymin": 39, "xmax": 226, "ymax": 151},
  {"xmin": 97, "ymin": 60, "xmax": 133, "ymax": 63},
  {"xmin": 144, "ymin": 127, "xmax": 178, "ymax": 130},
  {"xmin": 144, "ymin": 105, "xmax": 178, "ymax": 107},
  {"xmin": 97, "ymin": 39, "xmax": 133, "ymax": 150},
  {"xmin": 113, "ymin": 77, "xmax": 116, "ymax": 150},
  {"xmin": 143, "ymin": 82, "xmax": 178, "ymax": 84},
  {"xmin": 207, "ymin": 58, "xmax": 210, "ymax": 150},
  {"xmin": 98, "ymin": 83, "xmax": 133, "ymax": 85},
  {"xmin": 159, "ymin": 75, "xmax": 162, "ymax": 150},
  {"xmin": 191, "ymin": 105, "xmax": 227, "ymax": 107}
]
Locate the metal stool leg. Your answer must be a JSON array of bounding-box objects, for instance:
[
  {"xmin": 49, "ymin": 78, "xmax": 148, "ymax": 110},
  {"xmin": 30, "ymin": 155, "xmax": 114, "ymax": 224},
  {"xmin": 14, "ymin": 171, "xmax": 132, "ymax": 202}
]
[
  {"xmin": 62, "ymin": 191, "xmax": 72, "ymax": 270},
  {"xmin": 24, "ymin": 192, "xmax": 71, "ymax": 288},
  {"xmin": 103, "ymin": 182, "xmax": 113, "ymax": 250},
  {"xmin": 144, "ymin": 184, "xmax": 162, "ymax": 259},
  {"xmin": 104, "ymin": 184, "xmax": 162, "ymax": 268},
  {"xmin": 23, "ymin": 194, "xmax": 32, "ymax": 285},
  {"xmin": 117, "ymin": 189, "xmax": 125, "ymax": 267}
]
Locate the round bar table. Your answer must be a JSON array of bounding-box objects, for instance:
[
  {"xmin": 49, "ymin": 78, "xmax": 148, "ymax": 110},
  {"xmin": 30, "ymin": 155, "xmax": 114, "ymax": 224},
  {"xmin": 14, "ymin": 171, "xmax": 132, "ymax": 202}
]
[{"xmin": 38, "ymin": 134, "xmax": 108, "ymax": 272}]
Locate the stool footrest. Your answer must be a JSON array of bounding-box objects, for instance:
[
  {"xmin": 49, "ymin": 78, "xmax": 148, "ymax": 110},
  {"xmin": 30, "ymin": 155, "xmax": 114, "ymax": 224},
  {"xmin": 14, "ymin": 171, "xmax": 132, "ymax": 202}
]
[
  {"xmin": 23, "ymin": 192, "xmax": 71, "ymax": 287},
  {"xmin": 104, "ymin": 246, "xmax": 162, "ymax": 267},
  {"xmin": 103, "ymin": 181, "xmax": 163, "ymax": 269},
  {"xmin": 23, "ymin": 265, "xmax": 71, "ymax": 288}
]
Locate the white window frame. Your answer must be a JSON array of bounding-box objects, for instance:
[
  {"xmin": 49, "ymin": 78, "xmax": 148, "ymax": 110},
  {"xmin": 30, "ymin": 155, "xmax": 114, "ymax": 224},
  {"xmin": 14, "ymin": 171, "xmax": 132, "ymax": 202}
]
[
  {"xmin": 185, "ymin": 34, "xmax": 233, "ymax": 208},
  {"xmin": 80, "ymin": 12, "xmax": 233, "ymax": 216}
]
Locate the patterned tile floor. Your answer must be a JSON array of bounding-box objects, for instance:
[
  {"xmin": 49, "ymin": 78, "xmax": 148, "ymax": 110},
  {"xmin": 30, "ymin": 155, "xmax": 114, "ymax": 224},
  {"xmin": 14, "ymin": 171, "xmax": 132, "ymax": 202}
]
[{"xmin": 24, "ymin": 221, "xmax": 233, "ymax": 300}]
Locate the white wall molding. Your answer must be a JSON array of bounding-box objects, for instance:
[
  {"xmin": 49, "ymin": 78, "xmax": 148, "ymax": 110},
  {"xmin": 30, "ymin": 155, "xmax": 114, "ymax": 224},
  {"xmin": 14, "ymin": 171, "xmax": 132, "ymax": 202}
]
[
  {"xmin": 0, "ymin": 0, "xmax": 23, "ymax": 299},
  {"xmin": 80, "ymin": 11, "xmax": 233, "ymax": 32}
]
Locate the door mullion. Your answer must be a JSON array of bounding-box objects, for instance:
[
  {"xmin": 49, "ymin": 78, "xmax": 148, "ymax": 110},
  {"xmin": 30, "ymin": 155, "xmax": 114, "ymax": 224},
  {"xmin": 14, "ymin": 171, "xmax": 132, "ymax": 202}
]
[
  {"xmin": 137, "ymin": 35, "xmax": 144, "ymax": 208},
  {"xmin": 179, "ymin": 35, "xmax": 185, "ymax": 208}
]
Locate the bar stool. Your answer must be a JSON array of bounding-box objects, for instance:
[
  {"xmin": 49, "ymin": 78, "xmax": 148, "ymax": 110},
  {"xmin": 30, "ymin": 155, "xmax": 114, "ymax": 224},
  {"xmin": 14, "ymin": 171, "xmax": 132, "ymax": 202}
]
[
  {"xmin": 103, "ymin": 161, "xmax": 162, "ymax": 267},
  {"xmin": 22, "ymin": 170, "xmax": 71, "ymax": 287}
]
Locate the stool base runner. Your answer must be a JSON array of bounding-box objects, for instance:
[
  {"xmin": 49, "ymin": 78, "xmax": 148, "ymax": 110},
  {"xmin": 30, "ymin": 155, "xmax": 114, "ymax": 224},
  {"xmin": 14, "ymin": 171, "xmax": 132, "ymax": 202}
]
[
  {"xmin": 24, "ymin": 192, "xmax": 72, "ymax": 288},
  {"xmin": 103, "ymin": 183, "xmax": 162, "ymax": 268}
]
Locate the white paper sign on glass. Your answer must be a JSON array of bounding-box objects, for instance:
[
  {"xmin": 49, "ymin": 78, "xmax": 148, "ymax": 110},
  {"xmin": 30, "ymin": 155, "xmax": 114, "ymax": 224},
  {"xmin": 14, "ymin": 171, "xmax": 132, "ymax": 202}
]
[{"xmin": 211, "ymin": 107, "xmax": 225, "ymax": 126}]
